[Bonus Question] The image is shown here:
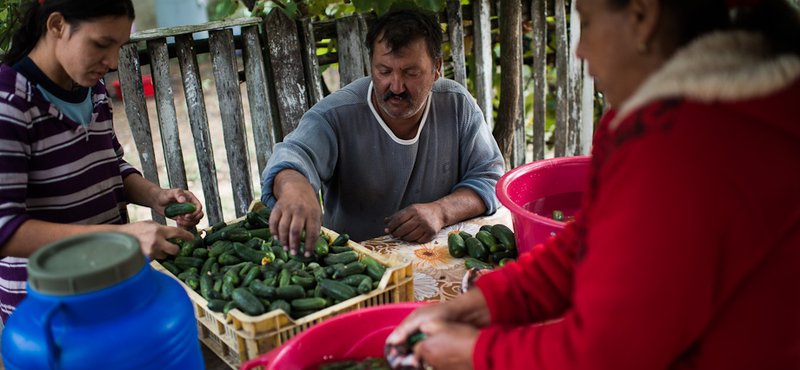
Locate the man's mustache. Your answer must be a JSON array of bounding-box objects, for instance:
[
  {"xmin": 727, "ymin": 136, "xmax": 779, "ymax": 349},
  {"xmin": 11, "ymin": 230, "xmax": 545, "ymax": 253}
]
[{"xmin": 383, "ymin": 90, "xmax": 412, "ymax": 103}]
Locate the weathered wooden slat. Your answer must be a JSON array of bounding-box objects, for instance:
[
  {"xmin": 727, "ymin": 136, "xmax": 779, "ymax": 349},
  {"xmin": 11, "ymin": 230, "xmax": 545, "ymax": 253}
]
[
  {"xmin": 175, "ymin": 34, "xmax": 223, "ymax": 225},
  {"xmin": 117, "ymin": 43, "xmax": 166, "ymax": 225},
  {"xmin": 446, "ymin": 0, "xmax": 468, "ymax": 88},
  {"xmin": 567, "ymin": 0, "xmax": 583, "ymax": 156},
  {"xmin": 336, "ymin": 16, "xmax": 366, "ymax": 87},
  {"xmin": 530, "ymin": 0, "xmax": 547, "ymax": 162},
  {"xmin": 357, "ymin": 14, "xmax": 371, "ymax": 76},
  {"xmin": 495, "ymin": 0, "xmax": 522, "ymax": 170},
  {"xmin": 241, "ymin": 25, "xmax": 275, "ymax": 177},
  {"xmin": 581, "ymin": 63, "xmax": 595, "ymax": 156},
  {"xmin": 554, "ymin": 0, "xmax": 569, "ymax": 158},
  {"xmin": 262, "ymin": 8, "xmax": 309, "ymax": 140},
  {"xmin": 209, "ymin": 29, "xmax": 254, "ymax": 218},
  {"xmin": 472, "ymin": 0, "xmax": 493, "ymax": 129},
  {"xmin": 514, "ymin": 38, "xmax": 526, "ymax": 168},
  {"xmin": 130, "ymin": 17, "xmax": 263, "ymax": 42},
  {"xmin": 147, "ymin": 38, "xmax": 188, "ymax": 192},
  {"xmin": 298, "ymin": 18, "xmax": 324, "ymax": 107}
]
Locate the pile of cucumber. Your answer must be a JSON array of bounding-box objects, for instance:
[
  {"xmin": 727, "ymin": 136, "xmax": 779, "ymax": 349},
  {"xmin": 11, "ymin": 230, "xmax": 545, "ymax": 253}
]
[
  {"xmin": 447, "ymin": 224, "xmax": 518, "ymax": 270},
  {"xmin": 157, "ymin": 205, "xmax": 387, "ymax": 319},
  {"xmin": 317, "ymin": 357, "xmax": 390, "ymax": 370}
]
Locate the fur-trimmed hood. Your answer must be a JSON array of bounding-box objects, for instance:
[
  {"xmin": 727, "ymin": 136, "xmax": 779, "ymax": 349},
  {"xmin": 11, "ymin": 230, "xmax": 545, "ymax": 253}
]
[{"xmin": 612, "ymin": 31, "xmax": 800, "ymax": 134}]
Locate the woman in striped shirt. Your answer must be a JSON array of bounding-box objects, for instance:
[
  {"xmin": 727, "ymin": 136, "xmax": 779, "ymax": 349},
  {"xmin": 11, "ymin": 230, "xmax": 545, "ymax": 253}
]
[{"xmin": 0, "ymin": 0, "xmax": 204, "ymax": 322}]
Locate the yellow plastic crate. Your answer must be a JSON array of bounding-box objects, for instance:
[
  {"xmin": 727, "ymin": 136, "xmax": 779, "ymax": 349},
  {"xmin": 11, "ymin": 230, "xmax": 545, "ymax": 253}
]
[{"xmin": 152, "ymin": 201, "xmax": 414, "ymax": 369}]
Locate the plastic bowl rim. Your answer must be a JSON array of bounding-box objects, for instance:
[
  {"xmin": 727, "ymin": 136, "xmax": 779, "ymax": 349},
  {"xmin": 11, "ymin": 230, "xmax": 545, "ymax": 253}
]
[{"xmin": 496, "ymin": 156, "xmax": 591, "ymax": 229}]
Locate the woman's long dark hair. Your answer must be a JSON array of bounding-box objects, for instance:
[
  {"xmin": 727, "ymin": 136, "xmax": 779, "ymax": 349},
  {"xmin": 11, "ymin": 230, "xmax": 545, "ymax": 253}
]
[
  {"xmin": 607, "ymin": 0, "xmax": 800, "ymax": 56},
  {"xmin": 2, "ymin": 0, "xmax": 135, "ymax": 65}
]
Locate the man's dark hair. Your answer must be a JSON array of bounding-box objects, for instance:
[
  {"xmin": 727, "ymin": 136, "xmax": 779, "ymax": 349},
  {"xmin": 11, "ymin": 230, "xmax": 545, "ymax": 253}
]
[{"xmin": 366, "ymin": 8, "xmax": 443, "ymax": 66}]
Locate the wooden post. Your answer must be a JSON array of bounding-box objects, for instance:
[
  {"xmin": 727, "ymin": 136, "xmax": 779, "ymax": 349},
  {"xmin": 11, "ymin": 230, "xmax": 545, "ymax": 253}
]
[
  {"xmin": 472, "ymin": 0, "xmax": 494, "ymax": 129},
  {"xmin": 118, "ymin": 43, "xmax": 166, "ymax": 225},
  {"xmin": 494, "ymin": 0, "xmax": 522, "ymax": 170},
  {"xmin": 531, "ymin": 0, "xmax": 547, "ymax": 161},
  {"xmin": 581, "ymin": 63, "xmax": 595, "ymax": 156},
  {"xmin": 554, "ymin": 0, "xmax": 569, "ymax": 158},
  {"xmin": 262, "ymin": 8, "xmax": 309, "ymax": 140},
  {"xmin": 567, "ymin": 0, "xmax": 583, "ymax": 156},
  {"xmin": 446, "ymin": 0, "xmax": 467, "ymax": 88},
  {"xmin": 147, "ymin": 38, "xmax": 188, "ymax": 192},
  {"xmin": 297, "ymin": 18, "xmax": 325, "ymax": 107},
  {"xmin": 209, "ymin": 29, "xmax": 254, "ymax": 218},
  {"xmin": 336, "ymin": 16, "xmax": 367, "ymax": 87},
  {"xmin": 175, "ymin": 34, "xmax": 223, "ymax": 226},
  {"xmin": 241, "ymin": 25, "xmax": 275, "ymax": 176}
]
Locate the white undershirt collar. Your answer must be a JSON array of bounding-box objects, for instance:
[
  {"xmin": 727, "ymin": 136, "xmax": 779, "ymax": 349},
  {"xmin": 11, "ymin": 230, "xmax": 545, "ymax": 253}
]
[{"xmin": 367, "ymin": 81, "xmax": 432, "ymax": 145}]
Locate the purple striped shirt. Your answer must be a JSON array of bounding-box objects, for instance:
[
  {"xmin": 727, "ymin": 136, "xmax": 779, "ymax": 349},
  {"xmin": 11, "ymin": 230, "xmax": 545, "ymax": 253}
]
[{"xmin": 0, "ymin": 64, "xmax": 140, "ymax": 322}]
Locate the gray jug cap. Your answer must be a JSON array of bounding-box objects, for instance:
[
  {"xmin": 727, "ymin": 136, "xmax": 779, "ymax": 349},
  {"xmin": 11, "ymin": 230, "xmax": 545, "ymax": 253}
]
[{"xmin": 27, "ymin": 232, "xmax": 146, "ymax": 295}]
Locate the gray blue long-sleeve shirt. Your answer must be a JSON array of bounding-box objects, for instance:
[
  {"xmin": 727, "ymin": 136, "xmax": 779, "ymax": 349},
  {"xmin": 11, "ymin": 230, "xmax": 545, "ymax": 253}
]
[{"xmin": 261, "ymin": 76, "xmax": 504, "ymax": 241}]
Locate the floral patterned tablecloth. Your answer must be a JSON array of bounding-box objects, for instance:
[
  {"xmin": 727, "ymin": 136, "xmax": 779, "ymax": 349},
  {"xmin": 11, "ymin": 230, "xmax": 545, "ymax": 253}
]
[{"xmin": 360, "ymin": 207, "xmax": 513, "ymax": 302}]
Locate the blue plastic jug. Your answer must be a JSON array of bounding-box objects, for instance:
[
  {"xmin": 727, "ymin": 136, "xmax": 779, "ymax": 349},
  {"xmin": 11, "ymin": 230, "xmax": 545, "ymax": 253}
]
[{"xmin": 1, "ymin": 232, "xmax": 205, "ymax": 370}]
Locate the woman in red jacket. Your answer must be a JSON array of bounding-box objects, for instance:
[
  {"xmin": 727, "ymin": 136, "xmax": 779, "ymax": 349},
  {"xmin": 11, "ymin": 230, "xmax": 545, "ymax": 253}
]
[{"xmin": 388, "ymin": 0, "xmax": 800, "ymax": 369}]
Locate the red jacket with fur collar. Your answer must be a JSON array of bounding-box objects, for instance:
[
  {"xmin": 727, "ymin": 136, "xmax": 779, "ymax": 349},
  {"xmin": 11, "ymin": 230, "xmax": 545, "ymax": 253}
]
[{"xmin": 474, "ymin": 31, "xmax": 800, "ymax": 370}]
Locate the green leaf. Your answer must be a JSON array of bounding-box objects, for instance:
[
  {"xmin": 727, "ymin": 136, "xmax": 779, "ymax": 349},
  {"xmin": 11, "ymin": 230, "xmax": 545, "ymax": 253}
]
[
  {"xmin": 375, "ymin": 0, "xmax": 392, "ymax": 15},
  {"xmin": 284, "ymin": 2, "xmax": 298, "ymax": 18},
  {"xmin": 415, "ymin": 0, "xmax": 446, "ymax": 12},
  {"xmin": 352, "ymin": 0, "xmax": 373, "ymax": 13}
]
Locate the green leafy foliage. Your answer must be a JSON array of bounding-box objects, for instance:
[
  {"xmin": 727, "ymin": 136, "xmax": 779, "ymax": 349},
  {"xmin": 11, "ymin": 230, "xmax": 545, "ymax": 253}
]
[{"xmin": 0, "ymin": 0, "xmax": 25, "ymax": 53}]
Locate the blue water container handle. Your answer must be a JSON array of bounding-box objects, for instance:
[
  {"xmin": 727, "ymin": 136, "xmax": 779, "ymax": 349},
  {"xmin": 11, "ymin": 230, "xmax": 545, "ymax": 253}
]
[{"xmin": 40, "ymin": 300, "xmax": 62, "ymax": 370}]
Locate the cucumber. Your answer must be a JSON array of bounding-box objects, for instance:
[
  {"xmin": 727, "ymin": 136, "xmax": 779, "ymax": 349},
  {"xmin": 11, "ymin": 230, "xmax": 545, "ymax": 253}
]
[
  {"xmin": 174, "ymin": 256, "xmax": 205, "ymax": 271},
  {"xmin": 185, "ymin": 275, "xmax": 200, "ymax": 290},
  {"xmin": 207, "ymin": 299, "xmax": 229, "ymax": 313},
  {"xmin": 249, "ymin": 228, "xmax": 272, "ymax": 241},
  {"xmin": 276, "ymin": 285, "xmax": 306, "ymax": 301},
  {"xmin": 313, "ymin": 238, "xmax": 329, "ymax": 257},
  {"xmin": 324, "ymin": 250, "xmax": 359, "ymax": 265},
  {"xmin": 223, "ymin": 300, "xmax": 240, "ymax": 316},
  {"xmin": 479, "ymin": 224, "xmax": 494, "ymax": 233},
  {"xmin": 246, "ymin": 211, "xmax": 270, "ymax": 229},
  {"xmin": 465, "ymin": 237, "xmax": 489, "ymax": 262},
  {"xmin": 356, "ymin": 276, "xmax": 373, "ymax": 294},
  {"xmin": 204, "ymin": 224, "xmax": 239, "ymax": 246},
  {"xmin": 208, "ymin": 240, "xmax": 234, "ymax": 258},
  {"xmin": 311, "ymin": 265, "xmax": 328, "ymax": 281},
  {"xmin": 271, "ymin": 245, "xmax": 289, "ymax": 262},
  {"xmin": 218, "ymin": 253, "xmax": 242, "ymax": 266},
  {"xmin": 465, "ymin": 258, "xmax": 494, "ymax": 270},
  {"xmin": 329, "ymin": 246, "xmax": 352, "ymax": 254},
  {"xmin": 249, "ymin": 280, "xmax": 277, "ymax": 299},
  {"xmin": 200, "ymin": 256, "xmax": 216, "ymax": 276},
  {"xmin": 332, "ymin": 261, "xmax": 365, "ymax": 279},
  {"xmin": 160, "ymin": 261, "xmax": 181, "ymax": 276},
  {"xmin": 234, "ymin": 242, "xmax": 273, "ymax": 264},
  {"xmin": 222, "ymin": 281, "xmax": 235, "ymax": 300},
  {"xmin": 164, "ymin": 202, "xmax": 196, "ymax": 218},
  {"xmin": 269, "ymin": 299, "xmax": 291, "ymax": 314},
  {"xmin": 290, "ymin": 297, "xmax": 327, "ymax": 310},
  {"xmin": 491, "ymin": 250, "xmax": 518, "ymax": 264},
  {"xmin": 221, "ymin": 228, "xmax": 251, "ymax": 242},
  {"xmin": 447, "ymin": 233, "xmax": 467, "ymax": 258},
  {"xmin": 475, "ymin": 230, "xmax": 499, "ymax": 251},
  {"xmin": 232, "ymin": 288, "xmax": 266, "ymax": 316},
  {"xmin": 498, "ymin": 258, "xmax": 515, "ymax": 267},
  {"xmin": 241, "ymin": 266, "xmax": 262, "ymax": 287},
  {"xmin": 257, "ymin": 207, "xmax": 271, "ymax": 220},
  {"xmin": 339, "ymin": 274, "xmax": 371, "ymax": 287},
  {"xmin": 211, "ymin": 221, "xmax": 228, "ymax": 233},
  {"xmin": 179, "ymin": 238, "xmax": 204, "ymax": 257},
  {"xmin": 330, "ymin": 233, "xmax": 350, "ymax": 247},
  {"xmin": 223, "ymin": 270, "xmax": 241, "ymax": 286},
  {"xmin": 319, "ymin": 279, "xmax": 357, "ymax": 301},
  {"xmin": 459, "ymin": 231, "xmax": 473, "ymax": 240},
  {"xmin": 490, "ymin": 224, "xmax": 516, "ymax": 251},
  {"xmin": 291, "ymin": 275, "xmax": 317, "ymax": 289},
  {"xmin": 192, "ymin": 248, "xmax": 209, "ymax": 259},
  {"xmin": 362, "ymin": 257, "xmax": 386, "ymax": 282}
]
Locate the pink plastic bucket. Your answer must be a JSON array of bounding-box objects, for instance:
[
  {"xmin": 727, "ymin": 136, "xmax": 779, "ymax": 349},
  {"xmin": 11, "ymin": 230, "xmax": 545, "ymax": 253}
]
[
  {"xmin": 239, "ymin": 302, "xmax": 430, "ymax": 370},
  {"xmin": 496, "ymin": 156, "xmax": 590, "ymax": 255}
]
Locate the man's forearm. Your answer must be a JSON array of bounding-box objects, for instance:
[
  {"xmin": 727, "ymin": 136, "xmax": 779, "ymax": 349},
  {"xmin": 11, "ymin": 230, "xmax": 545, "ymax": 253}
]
[{"xmin": 433, "ymin": 187, "xmax": 487, "ymax": 227}]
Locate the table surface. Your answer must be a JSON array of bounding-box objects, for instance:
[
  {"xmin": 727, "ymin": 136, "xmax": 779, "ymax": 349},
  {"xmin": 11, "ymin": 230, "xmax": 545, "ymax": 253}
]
[{"xmin": 360, "ymin": 207, "xmax": 513, "ymax": 302}]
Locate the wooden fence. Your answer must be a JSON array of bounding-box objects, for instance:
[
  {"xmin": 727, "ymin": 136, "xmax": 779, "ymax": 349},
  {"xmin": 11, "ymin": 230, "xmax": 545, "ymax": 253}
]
[{"xmin": 116, "ymin": 0, "xmax": 595, "ymax": 225}]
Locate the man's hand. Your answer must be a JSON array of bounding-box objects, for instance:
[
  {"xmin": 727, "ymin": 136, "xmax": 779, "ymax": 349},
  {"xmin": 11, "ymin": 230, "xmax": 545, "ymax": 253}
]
[
  {"xmin": 269, "ymin": 170, "xmax": 323, "ymax": 257},
  {"xmin": 384, "ymin": 188, "xmax": 487, "ymax": 243},
  {"xmin": 384, "ymin": 203, "xmax": 444, "ymax": 243}
]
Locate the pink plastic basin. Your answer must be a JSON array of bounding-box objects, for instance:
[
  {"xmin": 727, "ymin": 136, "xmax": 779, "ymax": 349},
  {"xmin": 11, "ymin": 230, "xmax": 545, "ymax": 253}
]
[
  {"xmin": 239, "ymin": 302, "xmax": 430, "ymax": 370},
  {"xmin": 496, "ymin": 156, "xmax": 590, "ymax": 255}
]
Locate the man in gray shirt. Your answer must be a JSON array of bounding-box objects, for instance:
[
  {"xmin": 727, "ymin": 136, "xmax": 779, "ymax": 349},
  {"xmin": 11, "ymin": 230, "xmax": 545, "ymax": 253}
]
[{"xmin": 261, "ymin": 8, "xmax": 504, "ymax": 256}]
